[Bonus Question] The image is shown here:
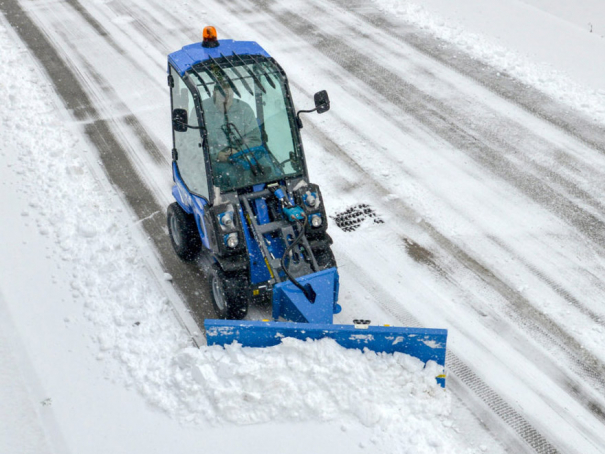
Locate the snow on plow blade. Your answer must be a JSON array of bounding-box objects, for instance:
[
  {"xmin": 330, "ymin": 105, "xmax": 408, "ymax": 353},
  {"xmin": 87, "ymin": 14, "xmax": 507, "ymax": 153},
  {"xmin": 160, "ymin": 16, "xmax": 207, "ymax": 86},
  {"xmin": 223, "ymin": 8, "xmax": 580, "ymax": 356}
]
[{"xmin": 205, "ymin": 320, "xmax": 448, "ymax": 387}]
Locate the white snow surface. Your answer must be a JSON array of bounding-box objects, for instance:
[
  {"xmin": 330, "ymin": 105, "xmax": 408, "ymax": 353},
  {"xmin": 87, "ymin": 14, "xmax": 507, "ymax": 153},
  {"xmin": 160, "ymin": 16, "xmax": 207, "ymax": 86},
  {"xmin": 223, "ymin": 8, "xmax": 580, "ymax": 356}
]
[
  {"xmin": 374, "ymin": 0, "xmax": 605, "ymax": 124},
  {"xmin": 2, "ymin": 0, "xmax": 605, "ymax": 453}
]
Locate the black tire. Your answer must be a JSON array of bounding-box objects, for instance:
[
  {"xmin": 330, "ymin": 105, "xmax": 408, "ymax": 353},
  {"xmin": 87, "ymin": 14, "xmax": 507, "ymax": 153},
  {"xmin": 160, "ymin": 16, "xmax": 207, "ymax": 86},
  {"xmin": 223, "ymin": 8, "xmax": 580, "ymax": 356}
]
[
  {"xmin": 314, "ymin": 246, "xmax": 337, "ymax": 270},
  {"xmin": 209, "ymin": 264, "xmax": 249, "ymax": 320},
  {"xmin": 167, "ymin": 202, "xmax": 201, "ymax": 261}
]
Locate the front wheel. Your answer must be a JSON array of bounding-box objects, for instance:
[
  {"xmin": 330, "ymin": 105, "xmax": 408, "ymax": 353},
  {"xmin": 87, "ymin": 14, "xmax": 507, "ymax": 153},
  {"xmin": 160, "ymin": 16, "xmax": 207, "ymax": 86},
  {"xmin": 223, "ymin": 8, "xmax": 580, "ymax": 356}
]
[
  {"xmin": 209, "ymin": 264, "xmax": 249, "ymax": 320},
  {"xmin": 167, "ymin": 202, "xmax": 201, "ymax": 261}
]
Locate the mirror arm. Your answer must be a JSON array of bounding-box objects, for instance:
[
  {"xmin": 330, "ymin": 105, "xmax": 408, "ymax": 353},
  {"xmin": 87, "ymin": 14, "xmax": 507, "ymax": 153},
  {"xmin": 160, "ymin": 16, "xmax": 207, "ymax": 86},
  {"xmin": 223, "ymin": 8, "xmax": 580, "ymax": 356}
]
[
  {"xmin": 174, "ymin": 121, "xmax": 202, "ymax": 131},
  {"xmin": 295, "ymin": 108, "xmax": 318, "ymax": 129}
]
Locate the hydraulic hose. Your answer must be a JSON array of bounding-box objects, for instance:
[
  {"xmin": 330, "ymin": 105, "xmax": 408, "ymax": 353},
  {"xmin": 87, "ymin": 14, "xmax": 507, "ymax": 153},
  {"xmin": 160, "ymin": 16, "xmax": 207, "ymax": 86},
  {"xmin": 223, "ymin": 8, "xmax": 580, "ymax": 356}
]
[{"xmin": 280, "ymin": 212, "xmax": 316, "ymax": 302}]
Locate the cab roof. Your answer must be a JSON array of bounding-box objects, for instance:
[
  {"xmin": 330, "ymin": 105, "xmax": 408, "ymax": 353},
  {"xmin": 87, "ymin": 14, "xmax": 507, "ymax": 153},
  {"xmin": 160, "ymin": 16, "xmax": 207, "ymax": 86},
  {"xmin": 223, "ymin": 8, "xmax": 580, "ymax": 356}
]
[{"xmin": 168, "ymin": 39, "xmax": 271, "ymax": 76}]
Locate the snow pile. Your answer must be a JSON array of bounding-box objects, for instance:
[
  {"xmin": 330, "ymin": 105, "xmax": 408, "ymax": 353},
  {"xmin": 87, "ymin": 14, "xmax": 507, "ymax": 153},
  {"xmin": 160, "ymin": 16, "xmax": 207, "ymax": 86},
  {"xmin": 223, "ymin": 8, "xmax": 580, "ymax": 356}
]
[
  {"xmin": 373, "ymin": 0, "xmax": 605, "ymax": 125},
  {"xmin": 0, "ymin": 14, "xmax": 188, "ymax": 404},
  {"xmin": 0, "ymin": 21, "xmax": 457, "ymax": 453},
  {"xmin": 174, "ymin": 339, "xmax": 446, "ymax": 424},
  {"xmin": 172, "ymin": 339, "xmax": 452, "ymax": 451},
  {"xmin": 0, "ymin": 24, "xmax": 190, "ymax": 365}
]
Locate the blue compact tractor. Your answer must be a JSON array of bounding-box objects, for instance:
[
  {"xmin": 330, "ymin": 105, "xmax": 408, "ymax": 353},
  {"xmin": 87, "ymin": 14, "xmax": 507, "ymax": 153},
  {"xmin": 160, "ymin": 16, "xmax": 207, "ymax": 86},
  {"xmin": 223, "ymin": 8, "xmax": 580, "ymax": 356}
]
[{"xmin": 167, "ymin": 27, "xmax": 448, "ymax": 385}]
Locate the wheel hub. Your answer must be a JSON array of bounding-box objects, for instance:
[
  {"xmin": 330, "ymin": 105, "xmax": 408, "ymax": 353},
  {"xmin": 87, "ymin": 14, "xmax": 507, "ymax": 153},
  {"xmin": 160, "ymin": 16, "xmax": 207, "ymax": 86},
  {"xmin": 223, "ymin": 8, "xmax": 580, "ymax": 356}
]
[
  {"xmin": 170, "ymin": 214, "xmax": 183, "ymax": 247},
  {"xmin": 212, "ymin": 276, "xmax": 226, "ymax": 311}
]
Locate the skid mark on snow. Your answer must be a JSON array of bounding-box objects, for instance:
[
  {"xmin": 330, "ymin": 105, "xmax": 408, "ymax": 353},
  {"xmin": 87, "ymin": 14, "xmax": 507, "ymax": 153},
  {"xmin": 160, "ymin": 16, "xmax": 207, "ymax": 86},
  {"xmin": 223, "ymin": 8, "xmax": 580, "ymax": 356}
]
[{"xmin": 401, "ymin": 237, "xmax": 439, "ymax": 270}]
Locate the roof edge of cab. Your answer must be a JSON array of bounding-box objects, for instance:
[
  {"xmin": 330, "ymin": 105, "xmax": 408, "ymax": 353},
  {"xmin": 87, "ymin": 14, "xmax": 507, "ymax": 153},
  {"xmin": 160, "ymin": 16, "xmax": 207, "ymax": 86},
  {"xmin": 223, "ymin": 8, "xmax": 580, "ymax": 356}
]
[{"xmin": 168, "ymin": 39, "xmax": 272, "ymax": 76}]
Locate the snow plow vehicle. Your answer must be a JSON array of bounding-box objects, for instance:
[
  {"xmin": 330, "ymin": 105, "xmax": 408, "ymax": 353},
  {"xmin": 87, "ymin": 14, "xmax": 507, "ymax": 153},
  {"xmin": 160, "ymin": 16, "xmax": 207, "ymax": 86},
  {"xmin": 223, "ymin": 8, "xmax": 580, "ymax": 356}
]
[{"xmin": 166, "ymin": 27, "xmax": 448, "ymax": 386}]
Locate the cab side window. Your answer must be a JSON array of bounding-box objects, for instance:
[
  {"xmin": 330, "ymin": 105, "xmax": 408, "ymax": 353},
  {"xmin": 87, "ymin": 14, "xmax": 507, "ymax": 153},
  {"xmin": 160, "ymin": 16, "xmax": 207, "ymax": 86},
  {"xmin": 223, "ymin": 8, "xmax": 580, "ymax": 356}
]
[{"xmin": 171, "ymin": 67, "xmax": 209, "ymax": 199}]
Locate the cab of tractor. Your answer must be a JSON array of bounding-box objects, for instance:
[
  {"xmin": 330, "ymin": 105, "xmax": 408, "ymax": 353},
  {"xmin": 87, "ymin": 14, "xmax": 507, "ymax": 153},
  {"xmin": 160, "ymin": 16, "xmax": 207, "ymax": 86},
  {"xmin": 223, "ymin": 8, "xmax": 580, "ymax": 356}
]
[{"xmin": 166, "ymin": 27, "xmax": 336, "ymax": 320}]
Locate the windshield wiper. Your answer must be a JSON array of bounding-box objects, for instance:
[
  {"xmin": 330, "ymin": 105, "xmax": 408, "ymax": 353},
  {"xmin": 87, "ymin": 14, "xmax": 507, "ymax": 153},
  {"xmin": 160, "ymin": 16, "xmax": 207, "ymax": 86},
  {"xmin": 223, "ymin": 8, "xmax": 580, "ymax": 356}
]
[
  {"xmin": 207, "ymin": 55, "xmax": 242, "ymax": 98},
  {"xmin": 231, "ymin": 52, "xmax": 266, "ymax": 94},
  {"xmin": 219, "ymin": 53, "xmax": 254, "ymax": 96},
  {"xmin": 248, "ymin": 55, "xmax": 276, "ymax": 89},
  {"xmin": 201, "ymin": 66, "xmax": 227, "ymax": 97},
  {"xmin": 189, "ymin": 67, "xmax": 211, "ymax": 97}
]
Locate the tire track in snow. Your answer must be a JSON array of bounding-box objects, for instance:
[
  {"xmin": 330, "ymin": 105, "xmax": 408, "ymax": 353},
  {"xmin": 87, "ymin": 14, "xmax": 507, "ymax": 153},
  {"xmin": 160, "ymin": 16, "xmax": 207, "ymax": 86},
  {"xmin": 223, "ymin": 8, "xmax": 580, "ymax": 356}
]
[
  {"xmin": 63, "ymin": 0, "xmax": 167, "ymax": 78},
  {"xmin": 105, "ymin": 1, "xmax": 174, "ymax": 56},
  {"xmin": 333, "ymin": 0, "xmax": 605, "ymax": 156},
  {"xmin": 487, "ymin": 235, "xmax": 605, "ymax": 328},
  {"xmin": 0, "ymin": 0, "xmax": 215, "ymax": 335},
  {"xmin": 258, "ymin": 1, "xmax": 605, "ymax": 255},
  {"xmin": 39, "ymin": 0, "xmax": 167, "ymax": 165},
  {"xmin": 78, "ymin": 56, "xmax": 167, "ymax": 167}
]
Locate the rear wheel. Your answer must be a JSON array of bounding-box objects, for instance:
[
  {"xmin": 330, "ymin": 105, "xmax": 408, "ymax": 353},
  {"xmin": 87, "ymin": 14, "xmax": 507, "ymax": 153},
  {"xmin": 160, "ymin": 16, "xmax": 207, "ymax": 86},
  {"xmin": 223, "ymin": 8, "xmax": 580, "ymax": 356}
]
[
  {"xmin": 167, "ymin": 202, "xmax": 201, "ymax": 261},
  {"xmin": 209, "ymin": 264, "xmax": 249, "ymax": 320}
]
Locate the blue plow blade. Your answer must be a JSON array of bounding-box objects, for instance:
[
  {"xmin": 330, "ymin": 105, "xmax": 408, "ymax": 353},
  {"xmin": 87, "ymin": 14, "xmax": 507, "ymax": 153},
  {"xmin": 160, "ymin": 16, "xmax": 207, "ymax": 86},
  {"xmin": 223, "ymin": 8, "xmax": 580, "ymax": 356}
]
[{"xmin": 204, "ymin": 320, "xmax": 448, "ymax": 387}]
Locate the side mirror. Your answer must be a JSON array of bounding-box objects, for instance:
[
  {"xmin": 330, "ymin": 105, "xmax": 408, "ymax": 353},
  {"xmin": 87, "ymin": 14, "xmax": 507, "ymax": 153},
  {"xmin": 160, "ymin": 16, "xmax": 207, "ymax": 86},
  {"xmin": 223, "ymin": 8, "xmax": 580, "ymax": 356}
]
[
  {"xmin": 172, "ymin": 108, "xmax": 188, "ymax": 132},
  {"xmin": 296, "ymin": 90, "xmax": 331, "ymax": 129},
  {"xmin": 314, "ymin": 90, "xmax": 330, "ymax": 114}
]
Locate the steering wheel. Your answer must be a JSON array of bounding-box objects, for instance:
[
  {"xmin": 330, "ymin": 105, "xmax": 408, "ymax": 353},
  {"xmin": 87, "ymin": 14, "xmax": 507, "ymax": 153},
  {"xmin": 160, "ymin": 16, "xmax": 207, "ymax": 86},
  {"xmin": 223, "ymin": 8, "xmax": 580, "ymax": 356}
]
[{"xmin": 229, "ymin": 145, "xmax": 269, "ymax": 170}]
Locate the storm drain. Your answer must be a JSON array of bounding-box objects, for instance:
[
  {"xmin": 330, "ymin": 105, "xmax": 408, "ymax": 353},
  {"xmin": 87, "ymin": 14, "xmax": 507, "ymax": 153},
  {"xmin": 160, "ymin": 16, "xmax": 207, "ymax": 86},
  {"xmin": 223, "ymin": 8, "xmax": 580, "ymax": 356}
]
[{"xmin": 332, "ymin": 204, "xmax": 383, "ymax": 232}]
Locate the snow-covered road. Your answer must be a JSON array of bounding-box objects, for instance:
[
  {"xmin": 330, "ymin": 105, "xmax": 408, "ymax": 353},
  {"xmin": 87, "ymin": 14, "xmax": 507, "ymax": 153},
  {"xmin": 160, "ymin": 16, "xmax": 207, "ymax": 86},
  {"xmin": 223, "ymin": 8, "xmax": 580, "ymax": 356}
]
[{"xmin": 2, "ymin": 0, "xmax": 605, "ymax": 453}]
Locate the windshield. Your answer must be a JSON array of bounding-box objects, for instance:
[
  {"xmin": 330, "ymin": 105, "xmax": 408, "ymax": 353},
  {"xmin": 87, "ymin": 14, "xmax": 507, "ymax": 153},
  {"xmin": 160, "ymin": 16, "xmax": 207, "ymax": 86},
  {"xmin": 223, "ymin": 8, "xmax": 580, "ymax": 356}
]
[{"xmin": 191, "ymin": 55, "xmax": 303, "ymax": 193}]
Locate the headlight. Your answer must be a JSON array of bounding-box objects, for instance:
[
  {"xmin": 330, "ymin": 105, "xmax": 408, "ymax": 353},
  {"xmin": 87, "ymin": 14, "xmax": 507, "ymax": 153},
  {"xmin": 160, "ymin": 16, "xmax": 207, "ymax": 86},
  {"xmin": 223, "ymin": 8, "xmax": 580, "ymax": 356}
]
[
  {"xmin": 304, "ymin": 192, "xmax": 319, "ymax": 208},
  {"xmin": 218, "ymin": 211, "xmax": 234, "ymax": 228},
  {"xmin": 224, "ymin": 232, "xmax": 239, "ymax": 248},
  {"xmin": 310, "ymin": 214, "xmax": 322, "ymax": 228}
]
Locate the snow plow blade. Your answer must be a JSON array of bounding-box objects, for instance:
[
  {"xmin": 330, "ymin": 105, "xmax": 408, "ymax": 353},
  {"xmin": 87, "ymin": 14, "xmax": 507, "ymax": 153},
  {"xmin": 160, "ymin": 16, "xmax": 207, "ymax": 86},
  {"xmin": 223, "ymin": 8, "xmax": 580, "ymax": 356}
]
[{"xmin": 205, "ymin": 320, "xmax": 448, "ymax": 387}]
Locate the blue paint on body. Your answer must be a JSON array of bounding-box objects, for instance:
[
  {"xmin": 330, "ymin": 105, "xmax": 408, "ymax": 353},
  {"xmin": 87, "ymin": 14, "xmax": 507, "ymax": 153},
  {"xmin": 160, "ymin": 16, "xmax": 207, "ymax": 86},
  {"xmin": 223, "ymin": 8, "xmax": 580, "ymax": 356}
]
[
  {"xmin": 239, "ymin": 206, "xmax": 272, "ymax": 284},
  {"xmin": 272, "ymin": 268, "xmax": 339, "ymax": 324},
  {"xmin": 169, "ymin": 40, "xmax": 271, "ymax": 76},
  {"xmin": 172, "ymin": 162, "xmax": 210, "ymax": 248}
]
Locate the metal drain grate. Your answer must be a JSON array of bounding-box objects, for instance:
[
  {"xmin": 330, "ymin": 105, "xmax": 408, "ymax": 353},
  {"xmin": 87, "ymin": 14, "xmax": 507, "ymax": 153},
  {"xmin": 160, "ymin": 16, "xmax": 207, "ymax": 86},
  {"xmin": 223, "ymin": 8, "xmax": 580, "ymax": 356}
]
[{"xmin": 333, "ymin": 204, "xmax": 383, "ymax": 232}]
